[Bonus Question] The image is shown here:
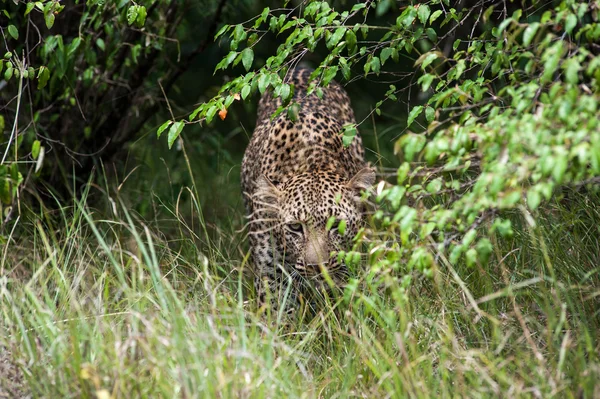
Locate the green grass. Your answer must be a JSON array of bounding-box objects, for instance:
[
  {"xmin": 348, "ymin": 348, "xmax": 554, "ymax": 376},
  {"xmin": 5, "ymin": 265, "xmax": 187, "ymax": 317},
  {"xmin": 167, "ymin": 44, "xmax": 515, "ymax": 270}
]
[{"xmin": 1, "ymin": 168, "xmax": 600, "ymax": 398}]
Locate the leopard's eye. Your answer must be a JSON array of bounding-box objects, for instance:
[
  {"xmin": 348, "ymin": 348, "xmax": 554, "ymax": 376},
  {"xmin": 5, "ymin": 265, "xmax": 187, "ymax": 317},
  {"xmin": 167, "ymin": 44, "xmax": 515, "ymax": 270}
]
[{"xmin": 287, "ymin": 222, "xmax": 303, "ymax": 233}]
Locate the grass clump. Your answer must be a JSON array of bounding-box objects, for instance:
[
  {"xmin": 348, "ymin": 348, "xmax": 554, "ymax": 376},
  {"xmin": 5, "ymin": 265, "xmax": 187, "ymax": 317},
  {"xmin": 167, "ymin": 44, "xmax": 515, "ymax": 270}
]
[{"xmin": 1, "ymin": 182, "xmax": 599, "ymax": 398}]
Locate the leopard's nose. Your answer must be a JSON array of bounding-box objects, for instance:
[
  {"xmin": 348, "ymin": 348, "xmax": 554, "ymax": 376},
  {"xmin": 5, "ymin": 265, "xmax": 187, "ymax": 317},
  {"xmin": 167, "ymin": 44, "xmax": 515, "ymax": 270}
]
[{"xmin": 305, "ymin": 234, "xmax": 329, "ymax": 267}]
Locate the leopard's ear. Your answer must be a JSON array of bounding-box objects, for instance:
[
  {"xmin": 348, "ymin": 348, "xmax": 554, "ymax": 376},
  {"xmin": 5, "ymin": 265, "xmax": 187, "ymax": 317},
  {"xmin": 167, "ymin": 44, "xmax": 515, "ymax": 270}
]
[
  {"xmin": 347, "ymin": 167, "xmax": 376, "ymax": 193},
  {"xmin": 253, "ymin": 175, "xmax": 282, "ymax": 213}
]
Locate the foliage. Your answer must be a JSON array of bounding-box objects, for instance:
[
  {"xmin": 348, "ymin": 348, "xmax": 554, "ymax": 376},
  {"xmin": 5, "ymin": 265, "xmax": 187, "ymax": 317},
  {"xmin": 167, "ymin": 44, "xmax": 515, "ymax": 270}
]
[
  {"xmin": 183, "ymin": 0, "xmax": 600, "ymax": 298},
  {"xmin": 0, "ymin": 0, "xmax": 230, "ymax": 228}
]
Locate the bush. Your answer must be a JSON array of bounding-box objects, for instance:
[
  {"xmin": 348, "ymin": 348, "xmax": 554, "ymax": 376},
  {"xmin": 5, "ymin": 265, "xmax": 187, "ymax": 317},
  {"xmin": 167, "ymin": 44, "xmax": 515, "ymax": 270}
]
[{"xmin": 183, "ymin": 0, "xmax": 600, "ymax": 293}]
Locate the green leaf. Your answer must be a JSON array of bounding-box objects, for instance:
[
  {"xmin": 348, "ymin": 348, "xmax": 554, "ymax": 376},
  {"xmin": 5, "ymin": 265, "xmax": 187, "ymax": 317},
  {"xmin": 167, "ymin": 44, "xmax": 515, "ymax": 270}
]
[
  {"xmin": 37, "ymin": 66, "xmax": 50, "ymax": 89},
  {"xmin": 407, "ymin": 105, "xmax": 423, "ymax": 127},
  {"xmin": 420, "ymin": 222, "xmax": 436, "ymax": 239},
  {"xmin": 415, "ymin": 51, "xmax": 440, "ymax": 70},
  {"xmin": 397, "ymin": 162, "xmax": 410, "ymax": 184},
  {"xmin": 258, "ymin": 73, "xmax": 270, "ymax": 94},
  {"xmin": 342, "ymin": 124, "xmax": 357, "ymax": 147},
  {"xmin": 278, "ymin": 83, "xmax": 291, "ymax": 101},
  {"xmin": 417, "ymin": 73, "xmax": 434, "ymax": 91},
  {"xmin": 552, "ymin": 152, "xmax": 568, "ymax": 184},
  {"xmin": 452, "ymin": 59, "xmax": 466, "ymax": 80},
  {"xmin": 241, "ymin": 48, "xmax": 254, "ymax": 71},
  {"xmin": 189, "ymin": 105, "xmax": 203, "ymax": 121},
  {"xmin": 287, "ymin": 102, "xmax": 300, "ymax": 121},
  {"xmin": 339, "ymin": 57, "xmax": 351, "ymax": 80},
  {"xmin": 476, "ymin": 238, "xmax": 493, "ymax": 264},
  {"xmin": 241, "ymin": 84, "xmax": 251, "ymax": 100},
  {"xmin": 322, "ymin": 66, "xmax": 338, "ymax": 86},
  {"xmin": 400, "ymin": 206, "xmax": 417, "ymax": 232},
  {"xmin": 68, "ymin": 37, "xmax": 82, "ymax": 57},
  {"xmin": 261, "ymin": 7, "xmax": 270, "ymax": 22},
  {"xmin": 380, "ymin": 48, "xmax": 392, "ymax": 65},
  {"xmin": 304, "ymin": 2, "xmax": 320, "ymax": 18},
  {"xmin": 426, "ymin": 28, "xmax": 438, "ymax": 42},
  {"xmin": 233, "ymin": 24, "xmax": 246, "ymax": 42},
  {"xmin": 135, "ymin": 6, "xmax": 147, "ymax": 28},
  {"xmin": 0, "ymin": 172, "xmax": 10, "ymax": 204},
  {"xmin": 370, "ymin": 57, "xmax": 381, "ymax": 75},
  {"xmin": 31, "ymin": 140, "xmax": 41, "ymax": 160},
  {"xmin": 4, "ymin": 67, "xmax": 13, "ymax": 80},
  {"xmin": 430, "ymin": 10, "xmax": 443, "ymax": 24},
  {"xmin": 541, "ymin": 41, "xmax": 563, "ymax": 83},
  {"xmin": 25, "ymin": 2, "xmax": 35, "ymax": 16},
  {"xmin": 127, "ymin": 5, "xmax": 139, "ymax": 25},
  {"xmin": 214, "ymin": 24, "xmax": 229, "ymax": 39},
  {"xmin": 351, "ymin": 3, "xmax": 366, "ymax": 12},
  {"xmin": 493, "ymin": 219, "xmax": 513, "ymax": 238},
  {"xmin": 205, "ymin": 105, "xmax": 218, "ymax": 123},
  {"xmin": 326, "ymin": 216, "xmax": 336, "ymax": 231},
  {"xmin": 396, "ymin": 6, "xmax": 417, "ymax": 28},
  {"xmin": 269, "ymin": 105, "xmax": 286, "ymax": 121},
  {"xmin": 157, "ymin": 120, "xmax": 173, "ymax": 138},
  {"xmin": 493, "ymin": 18, "xmax": 513, "ymax": 38},
  {"xmin": 564, "ymin": 14, "xmax": 577, "ymax": 34},
  {"xmin": 248, "ymin": 27, "xmax": 259, "ymax": 40},
  {"xmin": 527, "ymin": 190, "xmax": 541, "ymax": 210},
  {"xmin": 563, "ymin": 58, "xmax": 580, "ymax": 84},
  {"xmin": 337, "ymin": 219, "xmax": 347, "ymax": 235},
  {"xmin": 425, "ymin": 106, "xmax": 435, "ymax": 122},
  {"xmin": 328, "ymin": 27, "xmax": 346, "ymax": 49},
  {"xmin": 345, "ymin": 30, "xmax": 357, "ymax": 54},
  {"xmin": 375, "ymin": 0, "xmax": 391, "ymax": 17},
  {"xmin": 167, "ymin": 121, "xmax": 184, "ymax": 149},
  {"xmin": 279, "ymin": 20, "xmax": 296, "ymax": 34},
  {"xmin": 386, "ymin": 186, "xmax": 406, "ymax": 209},
  {"xmin": 426, "ymin": 178, "xmax": 442, "ymax": 193},
  {"xmin": 224, "ymin": 94, "xmax": 235, "ymax": 108},
  {"xmin": 214, "ymin": 51, "xmax": 237, "ymax": 72},
  {"xmin": 96, "ymin": 38, "xmax": 105, "ymax": 51},
  {"xmin": 466, "ymin": 248, "xmax": 478, "ymax": 268},
  {"xmin": 45, "ymin": 11, "xmax": 55, "ymax": 29},
  {"xmin": 523, "ymin": 22, "xmax": 539, "ymax": 46},
  {"xmin": 8, "ymin": 25, "xmax": 18, "ymax": 40},
  {"xmin": 34, "ymin": 146, "xmax": 45, "ymax": 173},
  {"xmin": 417, "ymin": 4, "xmax": 430, "ymax": 25}
]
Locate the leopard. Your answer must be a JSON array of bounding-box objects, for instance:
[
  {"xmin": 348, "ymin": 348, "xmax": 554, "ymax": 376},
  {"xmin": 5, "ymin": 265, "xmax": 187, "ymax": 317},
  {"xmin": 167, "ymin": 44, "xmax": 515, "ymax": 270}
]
[{"xmin": 241, "ymin": 67, "xmax": 374, "ymax": 313}]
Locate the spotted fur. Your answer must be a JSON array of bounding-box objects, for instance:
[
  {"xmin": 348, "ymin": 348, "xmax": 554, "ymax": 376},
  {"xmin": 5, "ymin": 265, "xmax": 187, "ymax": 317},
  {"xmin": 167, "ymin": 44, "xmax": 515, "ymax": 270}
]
[{"xmin": 241, "ymin": 67, "xmax": 374, "ymax": 311}]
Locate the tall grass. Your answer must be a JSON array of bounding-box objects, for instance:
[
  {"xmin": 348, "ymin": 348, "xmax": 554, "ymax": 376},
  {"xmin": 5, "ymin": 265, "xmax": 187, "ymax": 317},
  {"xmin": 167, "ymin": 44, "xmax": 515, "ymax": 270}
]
[{"xmin": 1, "ymin": 172, "xmax": 599, "ymax": 397}]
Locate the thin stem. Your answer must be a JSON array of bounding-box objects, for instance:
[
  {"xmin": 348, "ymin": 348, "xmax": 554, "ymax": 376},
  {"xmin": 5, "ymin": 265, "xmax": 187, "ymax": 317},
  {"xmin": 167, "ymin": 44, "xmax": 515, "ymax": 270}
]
[{"xmin": 1, "ymin": 64, "xmax": 23, "ymax": 165}]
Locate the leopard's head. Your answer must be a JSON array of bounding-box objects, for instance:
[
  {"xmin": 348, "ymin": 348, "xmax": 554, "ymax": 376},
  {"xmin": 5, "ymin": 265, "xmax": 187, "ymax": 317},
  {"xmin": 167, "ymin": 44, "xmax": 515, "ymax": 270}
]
[{"xmin": 254, "ymin": 167, "xmax": 375, "ymax": 284}]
